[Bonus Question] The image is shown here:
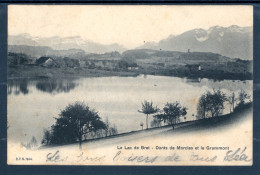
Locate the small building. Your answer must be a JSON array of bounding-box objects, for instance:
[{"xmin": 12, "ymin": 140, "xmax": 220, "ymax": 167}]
[
  {"xmin": 185, "ymin": 64, "xmax": 201, "ymax": 71},
  {"xmin": 35, "ymin": 57, "xmax": 57, "ymax": 67},
  {"xmin": 127, "ymin": 66, "xmax": 139, "ymax": 70}
]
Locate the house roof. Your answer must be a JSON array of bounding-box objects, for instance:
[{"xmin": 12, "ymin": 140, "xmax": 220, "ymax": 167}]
[{"xmin": 36, "ymin": 57, "xmax": 53, "ymax": 65}]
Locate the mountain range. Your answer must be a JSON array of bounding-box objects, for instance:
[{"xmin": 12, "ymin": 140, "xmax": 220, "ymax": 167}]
[
  {"xmin": 8, "ymin": 34, "xmax": 126, "ymax": 54},
  {"xmin": 137, "ymin": 25, "xmax": 253, "ymax": 60},
  {"xmin": 8, "ymin": 45, "xmax": 87, "ymax": 58},
  {"xmin": 8, "ymin": 25, "xmax": 253, "ymax": 60}
]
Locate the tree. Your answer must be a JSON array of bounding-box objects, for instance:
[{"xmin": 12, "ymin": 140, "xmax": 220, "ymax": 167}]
[
  {"xmin": 197, "ymin": 90, "xmax": 226, "ymax": 118},
  {"xmin": 103, "ymin": 117, "xmax": 118, "ymax": 137},
  {"xmin": 153, "ymin": 113, "xmax": 168, "ymax": 126},
  {"xmin": 138, "ymin": 100, "xmax": 159, "ymax": 129},
  {"xmin": 238, "ymin": 90, "xmax": 250, "ymax": 106},
  {"xmin": 109, "ymin": 124, "xmax": 118, "ymax": 136},
  {"xmin": 160, "ymin": 102, "xmax": 187, "ymax": 130},
  {"xmin": 196, "ymin": 94, "xmax": 207, "ymax": 119},
  {"xmin": 30, "ymin": 136, "xmax": 38, "ymax": 148},
  {"xmin": 227, "ymin": 92, "xmax": 236, "ymax": 113},
  {"xmin": 206, "ymin": 90, "xmax": 226, "ymax": 117},
  {"xmin": 50, "ymin": 102, "xmax": 106, "ymax": 149},
  {"xmin": 8, "ymin": 52, "xmax": 31, "ymax": 66},
  {"xmin": 41, "ymin": 129, "xmax": 52, "ymax": 145},
  {"xmin": 21, "ymin": 136, "xmax": 38, "ymax": 150},
  {"xmin": 150, "ymin": 118, "xmax": 161, "ymax": 128},
  {"xmin": 104, "ymin": 117, "xmax": 110, "ymax": 137}
]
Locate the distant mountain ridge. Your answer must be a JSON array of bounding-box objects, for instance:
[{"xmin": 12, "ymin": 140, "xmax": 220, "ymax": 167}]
[
  {"xmin": 8, "ymin": 34, "xmax": 126, "ymax": 54},
  {"xmin": 9, "ymin": 25, "xmax": 253, "ymax": 59},
  {"xmin": 137, "ymin": 25, "xmax": 253, "ymax": 60}
]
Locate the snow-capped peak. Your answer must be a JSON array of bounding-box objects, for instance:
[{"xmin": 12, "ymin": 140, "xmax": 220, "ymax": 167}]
[
  {"xmin": 194, "ymin": 29, "xmax": 208, "ymax": 42},
  {"xmin": 62, "ymin": 36, "xmax": 86, "ymax": 45},
  {"xmin": 228, "ymin": 25, "xmax": 251, "ymax": 33}
]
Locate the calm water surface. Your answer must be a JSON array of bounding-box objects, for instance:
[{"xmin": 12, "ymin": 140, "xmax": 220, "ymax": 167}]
[{"xmin": 7, "ymin": 75, "xmax": 252, "ymax": 143}]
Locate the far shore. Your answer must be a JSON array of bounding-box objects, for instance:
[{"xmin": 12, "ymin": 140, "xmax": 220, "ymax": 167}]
[
  {"xmin": 8, "ymin": 65, "xmax": 252, "ymax": 81},
  {"xmin": 7, "ymin": 66, "xmax": 139, "ymax": 80}
]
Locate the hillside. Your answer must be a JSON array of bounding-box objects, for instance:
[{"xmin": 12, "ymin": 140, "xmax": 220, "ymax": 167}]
[
  {"xmin": 8, "ymin": 47, "xmax": 253, "ymax": 80},
  {"xmin": 122, "ymin": 49, "xmax": 231, "ymax": 63}
]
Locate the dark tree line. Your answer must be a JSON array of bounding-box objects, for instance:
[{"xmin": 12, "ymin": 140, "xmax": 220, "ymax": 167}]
[
  {"xmin": 139, "ymin": 89, "xmax": 250, "ymax": 130},
  {"xmin": 196, "ymin": 89, "xmax": 250, "ymax": 119}
]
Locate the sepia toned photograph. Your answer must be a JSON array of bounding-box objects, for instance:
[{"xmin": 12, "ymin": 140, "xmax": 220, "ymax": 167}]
[{"xmin": 7, "ymin": 5, "xmax": 253, "ymax": 165}]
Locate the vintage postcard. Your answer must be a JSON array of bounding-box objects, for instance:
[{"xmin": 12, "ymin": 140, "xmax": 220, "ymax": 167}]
[{"xmin": 7, "ymin": 5, "xmax": 253, "ymax": 165}]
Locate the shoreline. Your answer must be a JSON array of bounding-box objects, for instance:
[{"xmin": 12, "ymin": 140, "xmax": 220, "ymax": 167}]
[{"xmin": 8, "ymin": 66, "xmax": 253, "ymax": 81}]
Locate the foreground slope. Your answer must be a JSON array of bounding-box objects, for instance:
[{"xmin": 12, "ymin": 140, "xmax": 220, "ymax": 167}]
[{"xmin": 8, "ymin": 104, "xmax": 252, "ymax": 165}]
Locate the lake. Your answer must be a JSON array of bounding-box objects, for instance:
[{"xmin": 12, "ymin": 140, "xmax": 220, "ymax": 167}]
[{"xmin": 7, "ymin": 75, "xmax": 252, "ymax": 144}]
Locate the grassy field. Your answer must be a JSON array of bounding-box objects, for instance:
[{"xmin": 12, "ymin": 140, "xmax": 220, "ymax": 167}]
[{"xmin": 8, "ymin": 65, "xmax": 139, "ymax": 79}]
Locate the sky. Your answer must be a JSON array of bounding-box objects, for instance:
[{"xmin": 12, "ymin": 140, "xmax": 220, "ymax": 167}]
[{"xmin": 8, "ymin": 5, "xmax": 253, "ymax": 49}]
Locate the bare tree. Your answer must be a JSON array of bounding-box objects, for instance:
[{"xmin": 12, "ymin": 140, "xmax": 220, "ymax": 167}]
[
  {"xmin": 30, "ymin": 136, "xmax": 38, "ymax": 148},
  {"xmin": 104, "ymin": 117, "xmax": 110, "ymax": 137},
  {"xmin": 197, "ymin": 94, "xmax": 207, "ymax": 119},
  {"xmin": 227, "ymin": 92, "xmax": 236, "ymax": 113},
  {"xmin": 21, "ymin": 136, "xmax": 38, "ymax": 150},
  {"xmin": 238, "ymin": 90, "xmax": 250, "ymax": 106}
]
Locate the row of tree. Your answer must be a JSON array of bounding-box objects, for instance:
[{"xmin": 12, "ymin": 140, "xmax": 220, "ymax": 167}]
[
  {"xmin": 40, "ymin": 89, "xmax": 250, "ymax": 149},
  {"xmin": 138, "ymin": 100, "xmax": 187, "ymax": 130},
  {"xmin": 138, "ymin": 89, "xmax": 250, "ymax": 130},
  {"xmin": 21, "ymin": 136, "xmax": 38, "ymax": 150}
]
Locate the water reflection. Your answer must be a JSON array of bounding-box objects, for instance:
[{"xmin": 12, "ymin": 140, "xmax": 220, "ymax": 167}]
[
  {"xmin": 8, "ymin": 76, "xmax": 251, "ymax": 96},
  {"xmin": 35, "ymin": 79, "xmax": 77, "ymax": 94},
  {"xmin": 184, "ymin": 78, "xmax": 251, "ymax": 92},
  {"xmin": 8, "ymin": 78, "xmax": 78, "ymax": 95},
  {"xmin": 184, "ymin": 78, "xmax": 201, "ymax": 83},
  {"xmin": 8, "ymin": 79, "xmax": 29, "ymax": 95}
]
